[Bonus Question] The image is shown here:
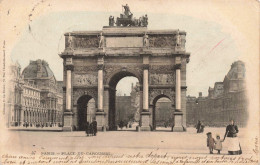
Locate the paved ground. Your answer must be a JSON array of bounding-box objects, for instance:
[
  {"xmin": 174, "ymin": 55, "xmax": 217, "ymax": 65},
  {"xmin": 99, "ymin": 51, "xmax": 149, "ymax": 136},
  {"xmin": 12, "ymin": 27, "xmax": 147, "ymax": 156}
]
[
  {"xmin": 8, "ymin": 126, "xmax": 62, "ymax": 131},
  {"xmin": 1, "ymin": 127, "xmax": 255, "ymax": 156}
]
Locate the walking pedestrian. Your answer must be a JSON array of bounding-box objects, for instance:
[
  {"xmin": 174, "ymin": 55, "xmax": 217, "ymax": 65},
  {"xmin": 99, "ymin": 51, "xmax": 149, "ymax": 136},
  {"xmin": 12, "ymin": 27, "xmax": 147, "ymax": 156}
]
[
  {"xmin": 92, "ymin": 120, "xmax": 97, "ymax": 136},
  {"xmin": 85, "ymin": 122, "xmax": 90, "ymax": 136},
  {"xmin": 196, "ymin": 120, "xmax": 201, "ymax": 133}
]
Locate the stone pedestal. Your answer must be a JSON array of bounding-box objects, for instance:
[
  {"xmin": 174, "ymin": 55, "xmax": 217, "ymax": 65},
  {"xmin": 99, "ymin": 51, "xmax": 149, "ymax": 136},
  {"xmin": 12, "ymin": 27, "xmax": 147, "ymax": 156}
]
[
  {"xmin": 96, "ymin": 111, "xmax": 106, "ymax": 131},
  {"xmin": 172, "ymin": 112, "xmax": 184, "ymax": 132},
  {"xmin": 140, "ymin": 111, "xmax": 151, "ymax": 131},
  {"xmin": 63, "ymin": 111, "xmax": 73, "ymax": 131}
]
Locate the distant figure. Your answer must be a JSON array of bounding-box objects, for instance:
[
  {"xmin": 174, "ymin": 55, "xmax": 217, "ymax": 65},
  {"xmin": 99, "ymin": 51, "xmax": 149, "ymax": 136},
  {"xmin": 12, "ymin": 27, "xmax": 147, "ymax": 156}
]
[
  {"xmin": 109, "ymin": 16, "xmax": 115, "ymax": 26},
  {"xmin": 214, "ymin": 134, "xmax": 224, "ymax": 154},
  {"xmin": 196, "ymin": 120, "xmax": 201, "ymax": 133},
  {"xmin": 89, "ymin": 123, "xmax": 94, "ymax": 136},
  {"xmin": 164, "ymin": 122, "xmax": 167, "ymax": 128},
  {"xmin": 223, "ymin": 119, "xmax": 242, "ymax": 155},
  {"xmin": 119, "ymin": 120, "xmax": 124, "ymax": 130},
  {"xmin": 92, "ymin": 120, "xmax": 97, "ymax": 136},
  {"xmin": 200, "ymin": 122, "xmax": 205, "ymax": 133},
  {"xmin": 206, "ymin": 132, "xmax": 215, "ymax": 154},
  {"xmin": 85, "ymin": 122, "xmax": 90, "ymax": 136}
]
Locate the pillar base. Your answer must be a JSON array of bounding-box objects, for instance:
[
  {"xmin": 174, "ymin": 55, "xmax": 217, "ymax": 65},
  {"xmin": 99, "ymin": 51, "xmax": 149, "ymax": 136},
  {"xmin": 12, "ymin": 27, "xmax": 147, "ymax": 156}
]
[
  {"xmin": 96, "ymin": 111, "xmax": 106, "ymax": 131},
  {"xmin": 62, "ymin": 111, "xmax": 73, "ymax": 132},
  {"xmin": 140, "ymin": 111, "xmax": 151, "ymax": 131},
  {"xmin": 172, "ymin": 111, "xmax": 185, "ymax": 132}
]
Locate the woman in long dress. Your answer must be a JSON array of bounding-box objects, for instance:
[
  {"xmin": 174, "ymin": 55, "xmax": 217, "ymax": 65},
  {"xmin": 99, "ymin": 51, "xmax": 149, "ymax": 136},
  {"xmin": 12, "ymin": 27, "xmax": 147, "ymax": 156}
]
[{"xmin": 223, "ymin": 119, "xmax": 242, "ymax": 155}]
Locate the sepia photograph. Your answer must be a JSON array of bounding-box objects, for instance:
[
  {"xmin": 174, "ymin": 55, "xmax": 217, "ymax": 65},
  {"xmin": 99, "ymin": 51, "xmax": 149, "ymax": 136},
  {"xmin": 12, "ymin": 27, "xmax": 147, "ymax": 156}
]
[{"xmin": 0, "ymin": 0, "xmax": 259, "ymax": 164}]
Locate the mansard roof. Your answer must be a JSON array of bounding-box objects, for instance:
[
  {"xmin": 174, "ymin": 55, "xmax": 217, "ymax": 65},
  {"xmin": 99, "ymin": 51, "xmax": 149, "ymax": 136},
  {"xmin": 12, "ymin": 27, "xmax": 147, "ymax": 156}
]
[
  {"xmin": 22, "ymin": 59, "xmax": 55, "ymax": 79},
  {"xmin": 226, "ymin": 60, "xmax": 245, "ymax": 80}
]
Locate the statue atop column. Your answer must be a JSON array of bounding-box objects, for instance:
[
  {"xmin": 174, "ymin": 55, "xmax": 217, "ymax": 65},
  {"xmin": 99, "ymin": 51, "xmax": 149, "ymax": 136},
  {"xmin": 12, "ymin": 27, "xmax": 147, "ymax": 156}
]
[
  {"xmin": 98, "ymin": 32, "xmax": 104, "ymax": 48},
  {"xmin": 67, "ymin": 33, "xmax": 73, "ymax": 50},
  {"xmin": 143, "ymin": 33, "xmax": 149, "ymax": 47},
  {"xmin": 176, "ymin": 30, "xmax": 181, "ymax": 47}
]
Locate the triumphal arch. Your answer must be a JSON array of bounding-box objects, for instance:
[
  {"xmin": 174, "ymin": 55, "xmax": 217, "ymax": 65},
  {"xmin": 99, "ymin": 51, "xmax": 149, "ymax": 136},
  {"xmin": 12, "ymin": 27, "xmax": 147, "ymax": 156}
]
[{"xmin": 60, "ymin": 7, "xmax": 190, "ymax": 132}]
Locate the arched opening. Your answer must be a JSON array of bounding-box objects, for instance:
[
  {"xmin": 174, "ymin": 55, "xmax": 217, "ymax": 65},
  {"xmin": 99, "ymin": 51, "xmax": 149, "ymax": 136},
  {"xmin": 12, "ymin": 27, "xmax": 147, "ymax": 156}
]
[
  {"xmin": 152, "ymin": 95, "xmax": 174, "ymax": 131},
  {"xmin": 77, "ymin": 95, "xmax": 96, "ymax": 131},
  {"xmin": 107, "ymin": 71, "xmax": 141, "ymax": 131}
]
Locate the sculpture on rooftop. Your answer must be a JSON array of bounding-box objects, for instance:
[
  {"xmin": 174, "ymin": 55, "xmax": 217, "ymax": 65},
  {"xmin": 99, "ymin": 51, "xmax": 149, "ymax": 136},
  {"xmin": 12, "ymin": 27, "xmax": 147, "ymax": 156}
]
[{"xmin": 108, "ymin": 4, "xmax": 148, "ymax": 27}]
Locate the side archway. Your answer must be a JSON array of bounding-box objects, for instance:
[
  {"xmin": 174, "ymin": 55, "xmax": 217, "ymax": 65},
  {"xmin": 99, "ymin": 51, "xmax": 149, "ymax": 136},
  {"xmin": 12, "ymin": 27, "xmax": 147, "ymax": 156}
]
[
  {"xmin": 151, "ymin": 94, "xmax": 175, "ymax": 131},
  {"xmin": 77, "ymin": 95, "xmax": 96, "ymax": 131}
]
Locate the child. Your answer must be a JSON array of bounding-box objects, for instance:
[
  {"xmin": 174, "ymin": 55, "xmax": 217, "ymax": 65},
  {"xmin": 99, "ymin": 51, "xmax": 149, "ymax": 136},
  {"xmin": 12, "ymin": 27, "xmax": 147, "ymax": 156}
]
[
  {"xmin": 207, "ymin": 132, "xmax": 215, "ymax": 154},
  {"xmin": 214, "ymin": 134, "xmax": 224, "ymax": 154}
]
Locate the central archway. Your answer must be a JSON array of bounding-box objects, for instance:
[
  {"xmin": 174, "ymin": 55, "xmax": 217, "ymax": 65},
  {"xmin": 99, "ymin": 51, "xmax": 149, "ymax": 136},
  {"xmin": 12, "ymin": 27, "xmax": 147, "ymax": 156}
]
[
  {"xmin": 106, "ymin": 70, "xmax": 142, "ymax": 130},
  {"xmin": 77, "ymin": 95, "xmax": 96, "ymax": 131}
]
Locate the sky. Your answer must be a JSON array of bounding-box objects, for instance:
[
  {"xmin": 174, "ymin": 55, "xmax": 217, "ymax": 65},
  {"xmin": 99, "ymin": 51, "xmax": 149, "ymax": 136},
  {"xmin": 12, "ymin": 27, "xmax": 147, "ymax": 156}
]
[{"xmin": 6, "ymin": 0, "xmax": 257, "ymax": 97}]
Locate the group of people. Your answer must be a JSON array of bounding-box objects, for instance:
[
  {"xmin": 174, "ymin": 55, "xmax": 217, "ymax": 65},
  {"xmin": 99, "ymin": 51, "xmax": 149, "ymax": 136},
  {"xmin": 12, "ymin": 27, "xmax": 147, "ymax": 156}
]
[
  {"xmin": 85, "ymin": 120, "xmax": 97, "ymax": 136},
  {"xmin": 206, "ymin": 119, "xmax": 242, "ymax": 155}
]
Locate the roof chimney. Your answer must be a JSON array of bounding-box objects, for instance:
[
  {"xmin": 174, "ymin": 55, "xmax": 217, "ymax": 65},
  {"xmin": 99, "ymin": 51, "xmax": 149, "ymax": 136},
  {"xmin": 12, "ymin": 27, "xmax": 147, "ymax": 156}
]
[{"xmin": 199, "ymin": 92, "xmax": 202, "ymax": 97}]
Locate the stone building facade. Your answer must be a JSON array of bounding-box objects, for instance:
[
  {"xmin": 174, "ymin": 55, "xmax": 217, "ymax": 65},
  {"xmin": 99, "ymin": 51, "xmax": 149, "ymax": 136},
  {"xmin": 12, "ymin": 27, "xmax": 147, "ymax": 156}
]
[
  {"xmin": 6, "ymin": 60, "xmax": 63, "ymax": 128},
  {"xmin": 186, "ymin": 61, "xmax": 248, "ymax": 127}
]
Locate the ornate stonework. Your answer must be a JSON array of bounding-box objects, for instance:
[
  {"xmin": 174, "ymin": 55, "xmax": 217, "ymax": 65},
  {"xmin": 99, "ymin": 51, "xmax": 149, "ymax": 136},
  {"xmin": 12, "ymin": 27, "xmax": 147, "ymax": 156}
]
[
  {"xmin": 73, "ymin": 88, "xmax": 98, "ymax": 105},
  {"xmin": 104, "ymin": 64, "xmax": 143, "ymax": 84},
  {"xmin": 74, "ymin": 74, "xmax": 98, "ymax": 86},
  {"xmin": 150, "ymin": 73, "xmax": 175, "ymax": 85},
  {"xmin": 149, "ymin": 88, "xmax": 175, "ymax": 105}
]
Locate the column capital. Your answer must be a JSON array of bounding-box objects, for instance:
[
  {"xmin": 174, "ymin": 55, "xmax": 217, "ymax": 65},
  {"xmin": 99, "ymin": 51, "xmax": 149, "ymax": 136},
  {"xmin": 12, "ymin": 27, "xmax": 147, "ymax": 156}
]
[
  {"xmin": 97, "ymin": 64, "xmax": 104, "ymax": 70},
  {"xmin": 174, "ymin": 64, "xmax": 181, "ymax": 70},
  {"xmin": 143, "ymin": 64, "xmax": 150, "ymax": 70},
  {"xmin": 65, "ymin": 65, "xmax": 74, "ymax": 71}
]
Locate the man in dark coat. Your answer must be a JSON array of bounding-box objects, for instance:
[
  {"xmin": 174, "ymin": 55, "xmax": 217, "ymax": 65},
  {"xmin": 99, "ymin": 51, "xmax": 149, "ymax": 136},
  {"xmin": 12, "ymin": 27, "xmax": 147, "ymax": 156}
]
[
  {"xmin": 92, "ymin": 120, "xmax": 97, "ymax": 136},
  {"xmin": 196, "ymin": 120, "xmax": 201, "ymax": 133},
  {"xmin": 85, "ymin": 122, "xmax": 90, "ymax": 136}
]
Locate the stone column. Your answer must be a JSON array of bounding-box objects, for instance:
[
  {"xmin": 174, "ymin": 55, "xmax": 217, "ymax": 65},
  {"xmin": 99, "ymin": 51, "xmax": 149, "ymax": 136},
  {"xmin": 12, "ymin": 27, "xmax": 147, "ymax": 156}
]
[
  {"xmin": 172, "ymin": 63, "xmax": 184, "ymax": 132},
  {"xmin": 63, "ymin": 57, "xmax": 74, "ymax": 131},
  {"xmin": 96, "ymin": 53, "xmax": 106, "ymax": 131},
  {"xmin": 143, "ymin": 68, "xmax": 149, "ymax": 111},
  {"xmin": 140, "ymin": 53, "xmax": 151, "ymax": 131},
  {"xmin": 98, "ymin": 66, "xmax": 104, "ymax": 111},
  {"xmin": 175, "ymin": 64, "xmax": 181, "ymax": 110}
]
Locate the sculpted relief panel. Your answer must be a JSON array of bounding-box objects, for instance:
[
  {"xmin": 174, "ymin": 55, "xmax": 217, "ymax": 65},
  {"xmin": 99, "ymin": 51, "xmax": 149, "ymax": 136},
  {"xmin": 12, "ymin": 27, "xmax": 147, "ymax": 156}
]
[
  {"xmin": 150, "ymin": 73, "xmax": 175, "ymax": 85},
  {"xmin": 149, "ymin": 35, "xmax": 175, "ymax": 48},
  {"xmin": 73, "ymin": 36, "xmax": 99, "ymax": 49},
  {"xmin": 148, "ymin": 34, "xmax": 186, "ymax": 49},
  {"xmin": 74, "ymin": 74, "xmax": 97, "ymax": 86}
]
